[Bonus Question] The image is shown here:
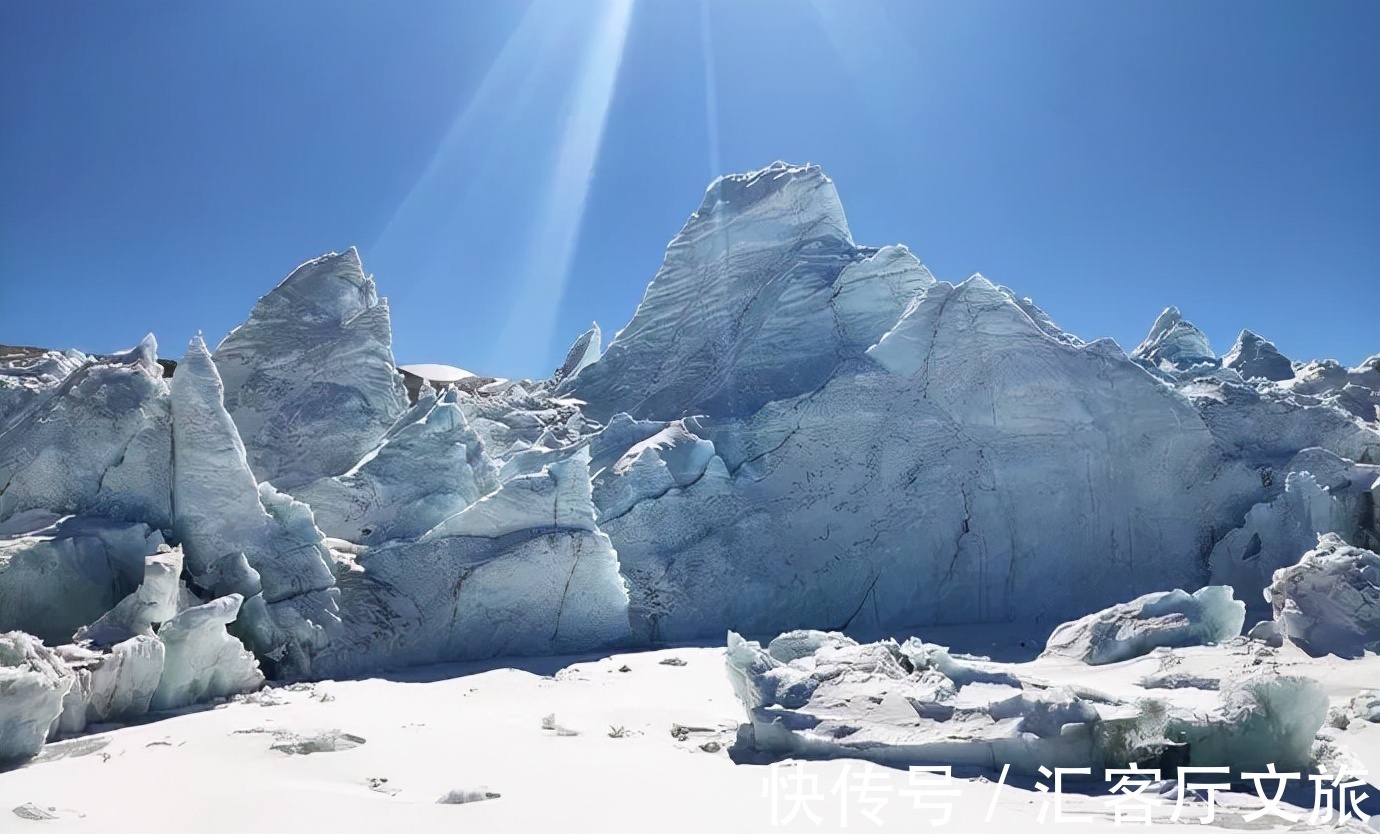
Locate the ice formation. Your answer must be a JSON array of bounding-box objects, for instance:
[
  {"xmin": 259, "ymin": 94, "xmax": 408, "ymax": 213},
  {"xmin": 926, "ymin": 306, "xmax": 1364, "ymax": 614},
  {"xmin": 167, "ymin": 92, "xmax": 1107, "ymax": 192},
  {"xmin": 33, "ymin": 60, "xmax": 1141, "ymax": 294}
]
[
  {"xmin": 212, "ymin": 248, "xmax": 409, "ymax": 491},
  {"xmin": 725, "ymin": 630, "xmax": 1328, "ymax": 776},
  {"xmin": 0, "ymin": 632, "xmax": 71, "ymax": 764},
  {"xmin": 0, "ymin": 162, "xmax": 1376, "ymax": 762},
  {"xmin": 1041, "ymin": 586, "xmax": 1246, "ymax": 665},
  {"xmin": 74, "ymin": 546, "xmax": 183, "ymax": 647},
  {"xmin": 169, "ymin": 335, "xmax": 340, "ymax": 676},
  {"xmin": 1265, "ymin": 533, "xmax": 1380, "ymax": 658},
  {"xmin": 1223, "ymin": 330, "xmax": 1295, "ymax": 382},
  {"xmin": 0, "ymin": 515, "xmax": 164, "ymax": 645},
  {"xmin": 0, "ymin": 336, "xmax": 171, "ymax": 527},
  {"xmin": 149, "ymin": 594, "xmax": 264, "ymax": 711},
  {"xmin": 1131, "ymin": 307, "xmax": 1218, "ymax": 374}
]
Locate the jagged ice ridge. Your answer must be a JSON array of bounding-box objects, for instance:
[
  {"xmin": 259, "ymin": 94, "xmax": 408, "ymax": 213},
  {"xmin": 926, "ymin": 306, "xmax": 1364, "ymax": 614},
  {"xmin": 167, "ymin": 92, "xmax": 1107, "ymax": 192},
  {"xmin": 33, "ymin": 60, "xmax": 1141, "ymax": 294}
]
[{"xmin": 1, "ymin": 162, "xmax": 1377, "ymax": 765}]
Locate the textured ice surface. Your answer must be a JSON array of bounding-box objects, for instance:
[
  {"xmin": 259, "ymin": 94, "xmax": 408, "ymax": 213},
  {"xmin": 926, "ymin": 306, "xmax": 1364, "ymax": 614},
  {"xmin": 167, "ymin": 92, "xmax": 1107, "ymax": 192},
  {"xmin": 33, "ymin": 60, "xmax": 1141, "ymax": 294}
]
[
  {"xmin": 213, "ymin": 248, "xmax": 409, "ymax": 490},
  {"xmin": 1040, "ymin": 586, "xmax": 1245, "ymax": 665},
  {"xmin": 600, "ymin": 269, "xmax": 1262, "ymax": 641},
  {"xmin": 1131, "ymin": 307, "xmax": 1218, "ymax": 373},
  {"xmin": 0, "ymin": 632, "xmax": 72, "ymax": 764},
  {"xmin": 0, "ymin": 162, "xmax": 1376, "ymax": 708},
  {"xmin": 569, "ymin": 165, "xmax": 1374, "ymax": 642},
  {"xmin": 727, "ymin": 630, "xmax": 1328, "ymax": 776},
  {"xmin": 0, "ymin": 336, "xmax": 172, "ymax": 527},
  {"xmin": 1223, "ymin": 330, "xmax": 1295, "ymax": 382},
  {"xmin": 310, "ymin": 447, "xmax": 631, "ymax": 676},
  {"xmin": 555, "ymin": 323, "xmax": 602, "ymax": 382},
  {"xmin": 294, "ymin": 392, "xmax": 498, "ymax": 545},
  {"xmin": 150, "ymin": 594, "xmax": 264, "ymax": 711},
  {"xmin": 170, "ymin": 336, "xmax": 339, "ymax": 674},
  {"xmin": 0, "ymin": 346, "xmax": 86, "ymax": 432},
  {"xmin": 1267, "ymin": 533, "xmax": 1380, "ymax": 658},
  {"xmin": 1209, "ymin": 461, "xmax": 1378, "ymax": 608},
  {"xmin": 0, "ymin": 516, "xmax": 163, "ymax": 645},
  {"xmin": 565, "ymin": 162, "xmax": 889, "ymax": 421},
  {"xmin": 81, "ymin": 635, "xmax": 165, "ymax": 724}
]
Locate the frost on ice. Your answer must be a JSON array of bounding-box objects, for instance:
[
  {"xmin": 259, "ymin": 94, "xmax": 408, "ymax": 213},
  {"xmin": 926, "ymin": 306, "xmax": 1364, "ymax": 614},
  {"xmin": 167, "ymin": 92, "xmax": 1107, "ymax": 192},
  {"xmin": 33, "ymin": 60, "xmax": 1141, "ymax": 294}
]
[{"xmin": 0, "ymin": 161, "xmax": 1377, "ymax": 762}]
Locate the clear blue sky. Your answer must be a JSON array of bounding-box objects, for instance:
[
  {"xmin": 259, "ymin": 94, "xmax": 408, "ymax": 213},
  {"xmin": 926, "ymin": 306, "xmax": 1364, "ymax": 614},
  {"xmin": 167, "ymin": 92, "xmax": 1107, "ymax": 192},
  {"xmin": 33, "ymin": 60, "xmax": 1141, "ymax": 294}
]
[{"xmin": 2, "ymin": 0, "xmax": 1376, "ymax": 378}]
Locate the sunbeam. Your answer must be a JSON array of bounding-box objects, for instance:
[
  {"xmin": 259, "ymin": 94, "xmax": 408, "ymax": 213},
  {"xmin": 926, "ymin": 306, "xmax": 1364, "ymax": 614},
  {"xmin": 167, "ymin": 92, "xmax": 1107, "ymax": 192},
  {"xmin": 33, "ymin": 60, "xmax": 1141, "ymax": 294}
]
[
  {"xmin": 700, "ymin": 0, "xmax": 722, "ymax": 180},
  {"xmin": 369, "ymin": 2, "xmax": 548, "ymax": 258},
  {"xmin": 493, "ymin": 0, "xmax": 636, "ymax": 376}
]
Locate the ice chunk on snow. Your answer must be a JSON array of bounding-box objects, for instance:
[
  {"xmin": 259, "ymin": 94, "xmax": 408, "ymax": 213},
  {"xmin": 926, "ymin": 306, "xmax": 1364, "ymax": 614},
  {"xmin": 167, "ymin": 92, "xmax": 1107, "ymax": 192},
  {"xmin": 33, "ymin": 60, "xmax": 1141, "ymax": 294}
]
[
  {"xmin": 150, "ymin": 594, "xmax": 264, "ymax": 711},
  {"xmin": 85, "ymin": 635, "xmax": 165, "ymax": 723},
  {"xmin": 1267, "ymin": 533, "xmax": 1380, "ymax": 658},
  {"xmin": 213, "ymin": 248, "xmax": 409, "ymax": 490},
  {"xmin": 1041, "ymin": 586, "xmax": 1245, "ymax": 665},
  {"xmin": 0, "ymin": 632, "xmax": 73, "ymax": 764},
  {"xmin": 765, "ymin": 629, "xmax": 857, "ymax": 663},
  {"xmin": 1185, "ymin": 674, "xmax": 1327, "ymax": 772},
  {"xmin": 726, "ymin": 629, "xmax": 1123, "ymax": 773},
  {"xmin": 727, "ymin": 631, "xmax": 1329, "ymax": 777}
]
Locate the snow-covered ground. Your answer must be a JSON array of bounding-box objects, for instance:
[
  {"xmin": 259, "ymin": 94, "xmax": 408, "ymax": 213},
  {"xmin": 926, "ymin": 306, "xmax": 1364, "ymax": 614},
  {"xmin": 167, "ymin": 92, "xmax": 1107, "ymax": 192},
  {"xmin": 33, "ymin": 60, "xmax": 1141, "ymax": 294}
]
[{"xmin": 3, "ymin": 638, "xmax": 1377, "ymax": 832}]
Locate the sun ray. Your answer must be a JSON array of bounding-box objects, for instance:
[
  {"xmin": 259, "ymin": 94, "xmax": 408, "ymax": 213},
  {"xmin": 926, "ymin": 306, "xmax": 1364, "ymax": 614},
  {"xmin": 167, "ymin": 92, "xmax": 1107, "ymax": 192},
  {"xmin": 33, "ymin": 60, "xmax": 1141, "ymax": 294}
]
[
  {"xmin": 370, "ymin": 2, "xmax": 548, "ymax": 256},
  {"xmin": 700, "ymin": 0, "xmax": 722, "ymax": 180},
  {"xmin": 493, "ymin": 0, "xmax": 636, "ymax": 376}
]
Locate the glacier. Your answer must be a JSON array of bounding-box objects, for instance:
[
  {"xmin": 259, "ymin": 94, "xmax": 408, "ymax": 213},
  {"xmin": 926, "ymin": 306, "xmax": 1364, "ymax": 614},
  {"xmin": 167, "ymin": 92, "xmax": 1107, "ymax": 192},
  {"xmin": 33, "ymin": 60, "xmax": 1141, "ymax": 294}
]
[{"xmin": 0, "ymin": 161, "xmax": 1377, "ymax": 763}]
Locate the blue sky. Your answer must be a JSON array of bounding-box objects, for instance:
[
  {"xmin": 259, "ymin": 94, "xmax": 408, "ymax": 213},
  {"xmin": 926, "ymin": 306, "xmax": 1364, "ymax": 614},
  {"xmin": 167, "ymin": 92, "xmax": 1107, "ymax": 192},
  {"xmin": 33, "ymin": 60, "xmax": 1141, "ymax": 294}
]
[{"xmin": 1, "ymin": 0, "xmax": 1376, "ymax": 378}]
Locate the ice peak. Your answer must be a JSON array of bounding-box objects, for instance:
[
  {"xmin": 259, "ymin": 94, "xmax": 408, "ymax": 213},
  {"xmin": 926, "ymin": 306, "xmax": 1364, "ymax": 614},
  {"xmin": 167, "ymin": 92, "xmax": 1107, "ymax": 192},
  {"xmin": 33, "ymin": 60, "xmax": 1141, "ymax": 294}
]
[
  {"xmin": 1132, "ymin": 306, "xmax": 1216, "ymax": 372},
  {"xmin": 1223, "ymin": 329, "xmax": 1295, "ymax": 382},
  {"xmin": 958, "ymin": 272, "xmax": 996, "ymax": 291},
  {"xmin": 692, "ymin": 161, "xmax": 852, "ymax": 245},
  {"xmin": 253, "ymin": 247, "xmax": 377, "ymax": 329},
  {"xmin": 182, "ymin": 333, "xmax": 212, "ymax": 367},
  {"xmin": 556, "ymin": 322, "xmax": 602, "ymax": 382},
  {"xmin": 106, "ymin": 333, "xmax": 162, "ymax": 377}
]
